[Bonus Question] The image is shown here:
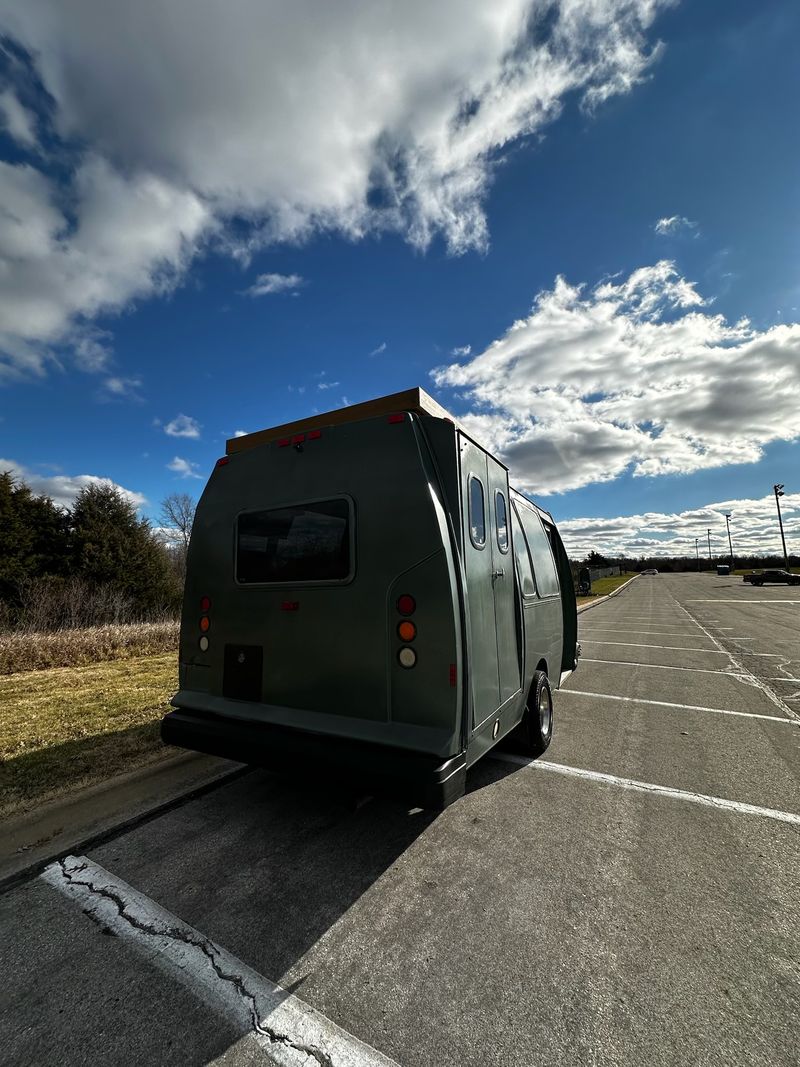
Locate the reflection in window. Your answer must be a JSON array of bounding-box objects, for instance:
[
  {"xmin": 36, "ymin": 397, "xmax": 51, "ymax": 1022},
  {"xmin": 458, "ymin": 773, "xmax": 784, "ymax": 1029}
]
[
  {"xmin": 511, "ymin": 507, "xmax": 535, "ymax": 596},
  {"xmin": 469, "ymin": 476, "xmax": 486, "ymax": 547},
  {"xmin": 237, "ymin": 498, "xmax": 351, "ymax": 583},
  {"xmin": 495, "ymin": 491, "xmax": 509, "ymax": 552}
]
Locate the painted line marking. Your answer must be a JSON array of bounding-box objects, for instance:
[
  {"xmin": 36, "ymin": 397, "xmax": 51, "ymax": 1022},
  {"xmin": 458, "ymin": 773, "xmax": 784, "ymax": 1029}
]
[
  {"xmin": 671, "ymin": 595, "xmax": 800, "ymax": 723},
  {"xmin": 580, "ymin": 640, "xmax": 734, "ymax": 654},
  {"xmin": 490, "ymin": 753, "xmax": 800, "ymax": 827},
  {"xmin": 42, "ymin": 856, "xmax": 399, "ymax": 1067},
  {"xmin": 685, "ymin": 599, "xmax": 800, "ymax": 604},
  {"xmin": 560, "ymin": 689, "xmax": 799, "ymax": 726},
  {"xmin": 581, "ymin": 658, "xmax": 745, "ymax": 677},
  {"xmin": 579, "ymin": 627, "xmax": 745, "ymax": 639}
]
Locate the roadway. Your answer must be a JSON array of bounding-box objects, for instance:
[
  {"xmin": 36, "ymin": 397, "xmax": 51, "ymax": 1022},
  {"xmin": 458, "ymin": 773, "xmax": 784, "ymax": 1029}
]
[{"xmin": 1, "ymin": 573, "xmax": 798, "ymax": 1066}]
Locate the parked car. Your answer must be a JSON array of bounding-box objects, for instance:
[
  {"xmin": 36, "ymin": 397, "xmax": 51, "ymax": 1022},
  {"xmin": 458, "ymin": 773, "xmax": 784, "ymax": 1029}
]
[
  {"xmin": 742, "ymin": 570, "xmax": 800, "ymax": 586},
  {"xmin": 641, "ymin": 568, "xmax": 659, "ymax": 576}
]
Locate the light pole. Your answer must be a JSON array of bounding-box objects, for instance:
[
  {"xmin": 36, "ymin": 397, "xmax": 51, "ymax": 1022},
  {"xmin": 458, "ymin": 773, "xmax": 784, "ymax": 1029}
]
[
  {"xmin": 695, "ymin": 537, "xmax": 700, "ymax": 572},
  {"xmin": 707, "ymin": 528, "xmax": 713, "ymax": 567},
  {"xmin": 774, "ymin": 484, "xmax": 789, "ymax": 569},
  {"xmin": 724, "ymin": 512, "xmax": 734, "ymax": 570}
]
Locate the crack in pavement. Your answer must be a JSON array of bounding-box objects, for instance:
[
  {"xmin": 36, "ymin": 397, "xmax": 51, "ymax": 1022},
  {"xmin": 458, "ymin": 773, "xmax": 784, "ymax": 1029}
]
[{"xmin": 44, "ymin": 855, "xmax": 397, "ymax": 1067}]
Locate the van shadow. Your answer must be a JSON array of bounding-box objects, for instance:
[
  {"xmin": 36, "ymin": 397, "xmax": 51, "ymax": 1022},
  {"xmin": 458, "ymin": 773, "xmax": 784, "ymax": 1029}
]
[{"xmin": 95, "ymin": 743, "xmax": 526, "ymax": 1006}]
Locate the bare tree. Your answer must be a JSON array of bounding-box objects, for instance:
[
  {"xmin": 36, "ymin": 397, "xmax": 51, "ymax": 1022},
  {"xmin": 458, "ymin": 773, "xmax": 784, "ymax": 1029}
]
[{"xmin": 159, "ymin": 493, "xmax": 196, "ymax": 579}]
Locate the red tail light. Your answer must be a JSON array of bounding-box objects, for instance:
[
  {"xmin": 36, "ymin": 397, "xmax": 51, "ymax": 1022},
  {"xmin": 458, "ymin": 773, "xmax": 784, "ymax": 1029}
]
[
  {"xmin": 397, "ymin": 594, "xmax": 416, "ymax": 615},
  {"xmin": 388, "ymin": 413, "xmax": 405, "ymax": 424}
]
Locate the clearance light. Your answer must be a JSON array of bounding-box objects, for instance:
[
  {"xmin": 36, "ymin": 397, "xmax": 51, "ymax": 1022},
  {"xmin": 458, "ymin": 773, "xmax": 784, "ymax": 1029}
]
[
  {"xmin": 216, "ymin": 457, "xmax": 230, "ymax": 467},
  {"xmin": 398, "ymin": 620, "xmax": 416, "ymax": 642},
  {"xmin": 397, "ymin": 594, "xmax": 416, "ymax": 616},
  {"xmin": 307, "ymin": 429, "xmax": 322, "ymax": 440},
  {"xmin": 388, "ymin": 413, "xmax": 405, "ymax": 424},
  {"xmin": 200, "ymin": 595, "xmax": 211, "ymax": 612},
  {"xmin": 199, "ymin": 616, "xmax": 210, "ymax": 633},
  {"xmin": 398, "ymin": 647, "xmax": 417, "ymax": 669},
  {"xmin": 277, "ymin": 438, "xmax": 291, "ymax": 448},
  {"xmin": 199, "ymin": 636, "xmax": 209, "ymax": 652}
]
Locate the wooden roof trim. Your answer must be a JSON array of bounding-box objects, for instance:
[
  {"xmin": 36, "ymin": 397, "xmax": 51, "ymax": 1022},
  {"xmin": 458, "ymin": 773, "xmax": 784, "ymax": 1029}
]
[{"xmin": 226, "ymin": 386, "xmax": 458, "ymax": 454}]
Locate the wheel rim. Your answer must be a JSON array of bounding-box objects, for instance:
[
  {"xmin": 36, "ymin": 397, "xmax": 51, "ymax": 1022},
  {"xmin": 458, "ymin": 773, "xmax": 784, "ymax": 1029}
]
[{"xmin": 539, "ymin": 686, "xmax": 552, "ymax": 738}]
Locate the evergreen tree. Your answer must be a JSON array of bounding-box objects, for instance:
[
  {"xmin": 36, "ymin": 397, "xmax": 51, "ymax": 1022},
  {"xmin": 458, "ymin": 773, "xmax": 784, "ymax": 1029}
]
[
  {"xmin": 0, "ymin": 472, "xmax": 69, "ymax": 603},
  {"xmin": 69, "ymin": 483, "xmax": 177, "ymax": 614}
]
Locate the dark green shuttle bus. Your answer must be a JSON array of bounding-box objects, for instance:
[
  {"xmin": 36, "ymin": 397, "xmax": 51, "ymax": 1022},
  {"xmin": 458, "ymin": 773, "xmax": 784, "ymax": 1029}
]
[{"xmin": 162, "ymin": 388, "xmax": 578, "ymax": 807}]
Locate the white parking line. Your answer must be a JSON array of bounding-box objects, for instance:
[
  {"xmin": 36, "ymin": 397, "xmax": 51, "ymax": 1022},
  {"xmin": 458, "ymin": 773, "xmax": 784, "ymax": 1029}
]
[
  {"xmin": 42, "ymin": 856, "xmax": 399, "ymax": 1067},
  {"xmin": 560, "ymin": 689, "xmax": 799, "ymax": 726},
  {"xmin": 581, "ymin": 658, "xmax": 744, "ymax": 677},
  {"xmin": 580, "ymin": 628, "xmax": 741, "ymax": 639},
  {"xmin": 491, "ymin": 753, "xmax": 800, "ymax": 827},
  {"xmin": 685, "ymin": 600, "xmax": 800, "ymax": 604},
  {"xmin": 581, "ymin": 640, "xmax": 732, "ymax": 654}
]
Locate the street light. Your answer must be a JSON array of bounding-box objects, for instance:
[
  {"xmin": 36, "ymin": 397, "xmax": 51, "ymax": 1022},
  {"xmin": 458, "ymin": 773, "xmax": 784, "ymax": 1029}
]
[
  {"xmin": 723, "ymin": 512, "xmax": 734, "ymax": 570},
  {"xmin": 695, "ymin": 537, "xmax": 700, "ymax": 572},
  {"xmin": 774, "ymin": 484, "xmax": 789, "ymax": 569},
  {"xmin": 707, "ymin": 528, "xmax": 713, "ymax": 566}
]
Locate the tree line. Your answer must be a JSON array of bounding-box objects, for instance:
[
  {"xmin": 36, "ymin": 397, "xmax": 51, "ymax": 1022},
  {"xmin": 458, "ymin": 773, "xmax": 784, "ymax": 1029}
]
[{"xmin": 0, "ymin": 472, "xmax": 195, "ymax": 632}]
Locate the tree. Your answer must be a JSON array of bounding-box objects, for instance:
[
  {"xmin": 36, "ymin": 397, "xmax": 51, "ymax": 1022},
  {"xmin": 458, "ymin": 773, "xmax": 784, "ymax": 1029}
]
[
  {"xmin": 0, "ymin": 471, "xmax": 69, "ymax": 605},
  {"xmin": 69, "ymin": 483, "xmax": 177, "ymax": 615},
  {"xmin": 585, "ymin": 550, "xmax": 609, "ymax": 566},
  {"xmin": 159, "ymin": 492, "xmax": 196, "ymax": 582}
]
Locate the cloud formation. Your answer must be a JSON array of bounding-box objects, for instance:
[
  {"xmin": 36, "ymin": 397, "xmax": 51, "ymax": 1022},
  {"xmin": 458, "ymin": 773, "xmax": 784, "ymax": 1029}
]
[
  {"xmin": 558, "ymin": 492, "xmax": 800, "ymax": 559},
  {"xmin": 167, "ymin": 456, "xmax": 203, "ymax": 479},
  {"xmin": 164, "ymin": 413, "xmax": 201, "ymax": 439},
  {"xmin": 433, "ymin": 261, "xmax": 800, "ymax": 494},
  {"xmin": 243, "ymin": 273, "xmax": 304, "ymax": 297},
  {"xmin": 0, "ymin": 0, "xmax": 670, "ymax": 377},
  {"xmin": 654, "ymin": 215, "xmax": 698, "ymax": 236},
  {"xmin": 0, "ymin": 457, "xmax": 146, "ymax": 509}
]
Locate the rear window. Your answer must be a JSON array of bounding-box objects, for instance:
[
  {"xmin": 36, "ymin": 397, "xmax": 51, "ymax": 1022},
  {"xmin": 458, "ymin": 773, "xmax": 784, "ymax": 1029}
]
[
  {"xmin": 237, "ymin": 498, "xmax": 352, "ymax": 584},
  {"xmin": 517, "ymin": 504, "xmax": 560, "ymax": 598}
]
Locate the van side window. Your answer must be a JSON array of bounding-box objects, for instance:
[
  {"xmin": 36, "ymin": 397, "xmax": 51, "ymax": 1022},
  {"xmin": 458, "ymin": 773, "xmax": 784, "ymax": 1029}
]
[
  {"xmin": 495, "ymin": 491, "xmax": 509, "ymax": 552},
  {"xmin": 468, "ymin": 476, "xmax": 486, "ymax": 547},
  {"xmin": 237, "ymin": 498, "xmax": 351, "ymax": 583},
  {"xmin": 511, "ymin": 506, "xmax": 536, "ymax": 597},
  {"xmin": 518, "ymin": 506, "xmax": 560, "ymax": 597}
]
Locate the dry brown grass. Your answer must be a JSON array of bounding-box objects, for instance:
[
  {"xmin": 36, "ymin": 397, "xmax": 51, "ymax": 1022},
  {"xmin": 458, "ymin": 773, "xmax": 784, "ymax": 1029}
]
[
  {"xmin": 0, "ymin": 652, "xmax": 176, "ymax": 815},
  {"xmin": 0, "ymin": 621, "xmax": 179, "ymax": 675}
]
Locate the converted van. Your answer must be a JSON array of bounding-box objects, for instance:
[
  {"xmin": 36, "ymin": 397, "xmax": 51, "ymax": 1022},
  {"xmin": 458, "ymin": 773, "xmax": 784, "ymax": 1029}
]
[{"xmin": 162, "ymin": 388, "xmax": 578, "ymax": 807}]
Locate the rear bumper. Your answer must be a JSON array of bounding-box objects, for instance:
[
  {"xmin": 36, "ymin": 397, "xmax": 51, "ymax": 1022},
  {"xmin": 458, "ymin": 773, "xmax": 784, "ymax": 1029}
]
[{"xmin": 161, "ymin": 708, "xmax": 466, "ymax": 809}]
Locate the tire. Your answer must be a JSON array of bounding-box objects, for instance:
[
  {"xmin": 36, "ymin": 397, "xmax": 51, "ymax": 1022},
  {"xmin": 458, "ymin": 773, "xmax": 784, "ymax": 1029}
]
[{"xmin": 519, "ymin": 670, "xmax": 553, "ymax": 758}]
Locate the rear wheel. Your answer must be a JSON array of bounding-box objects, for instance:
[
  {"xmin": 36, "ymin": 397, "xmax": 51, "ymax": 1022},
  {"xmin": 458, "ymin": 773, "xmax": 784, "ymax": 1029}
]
[{"xmin": 520, "ymin": 671, "xmax": 553, "ymax": 758}]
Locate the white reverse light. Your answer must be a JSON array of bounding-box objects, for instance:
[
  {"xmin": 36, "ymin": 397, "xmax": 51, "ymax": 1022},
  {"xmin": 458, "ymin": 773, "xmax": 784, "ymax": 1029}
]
[
  {"xmin": 398, "ymin": 647, "xmax": 416, "ymax": 668},
  {"xmin": 199, "ymin": 636, "xmax": 209, "ymax": 652}
]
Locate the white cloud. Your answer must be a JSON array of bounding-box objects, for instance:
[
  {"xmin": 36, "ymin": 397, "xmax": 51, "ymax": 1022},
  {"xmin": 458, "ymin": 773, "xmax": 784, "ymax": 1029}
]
[
  {"xmin": 0, "ymin": 0, "xmax": 671, "ymax": 376},
  {"xmin": 98, "ymin": 375, "xmax": 143, "ymax": 401},
  {"xmin": 0, "ymin": 88, "xmax": 37, "ymax": 147},
  {"xmin": 317, "ymin": 380, "xmax": 340, "ymax": 390},
  {"xmin": 243, "ymin": 272, "xmax": 304, "ymax": 297},
  {"xmin": 451, "ymin": 344, "xmax": 472, "ymax": 357},
  {"xmin": 369, "ymin": 341, "xmax": 387, "ymax": 357},
  {"xmin": 167, "ymin": 455, "xmax": 203, "ymax": 479},
  {"xmin": 432, "ymin": 260, "xmax": 800, "ymax": 494},
  {"xmin": 0, "ymin": 457, "xmax": 146, "ymax": 509},
  {"xmin": 558, "ymin": 492, "xmax": 800, "ymax": 559},
  {"xmin": 164, "ymin": 413, "xmax": 201, "ymax": 438},
  {"xmin": 654, "ymin": 215, "xmax": 698, "ymax": 236}
]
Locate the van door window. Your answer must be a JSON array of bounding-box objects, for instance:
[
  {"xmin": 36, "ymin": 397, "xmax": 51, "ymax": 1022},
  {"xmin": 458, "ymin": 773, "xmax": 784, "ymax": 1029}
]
[
  {"xmin": 511, "ymin": 507, "xmax": 535, "ymax": 597},
  {"xmin": 518, "ymin": 506, "xmax": 560, "ymax": 597},
  {"xmin": 495, "ymin": 491, "xmax": 509, "ymax": 552},
  {"xmin": 468, "ymin": 475, "xmax": 486, "ymax": 547},
  {"xmin": 237, "ymin": 498, "xmax": 351, "ymax": 583}
]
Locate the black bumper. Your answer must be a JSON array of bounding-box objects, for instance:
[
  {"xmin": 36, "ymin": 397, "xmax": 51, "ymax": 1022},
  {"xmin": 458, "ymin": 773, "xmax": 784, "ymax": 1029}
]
[{"xmin": 161, "ymin": 709, "xmax": 466, "ymax": 810}]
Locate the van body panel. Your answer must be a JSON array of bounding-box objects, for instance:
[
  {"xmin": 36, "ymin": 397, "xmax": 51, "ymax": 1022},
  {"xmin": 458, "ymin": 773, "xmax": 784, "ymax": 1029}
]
[{"xmin": 166, "ymin": 388, "xmax": 578, "ymax": 805}]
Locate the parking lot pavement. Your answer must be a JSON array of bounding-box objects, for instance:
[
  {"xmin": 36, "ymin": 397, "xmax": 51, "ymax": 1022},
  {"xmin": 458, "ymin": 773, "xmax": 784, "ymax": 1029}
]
[{"xmin": 2, "ymin": 574, "xmax": 799, "ymax": 1066}]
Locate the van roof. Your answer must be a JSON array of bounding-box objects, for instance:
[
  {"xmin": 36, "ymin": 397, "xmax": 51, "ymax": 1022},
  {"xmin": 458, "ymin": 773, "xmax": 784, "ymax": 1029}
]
[{"xmin": 226, "ymin": 387, "xmax": 459, "ymax": 455}]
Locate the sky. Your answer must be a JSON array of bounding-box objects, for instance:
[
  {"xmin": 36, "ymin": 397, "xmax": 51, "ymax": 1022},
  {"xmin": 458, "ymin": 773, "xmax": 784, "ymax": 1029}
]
[{"xmin": 0, "ymin": 0, "xmax": 798, "ymax": 560}]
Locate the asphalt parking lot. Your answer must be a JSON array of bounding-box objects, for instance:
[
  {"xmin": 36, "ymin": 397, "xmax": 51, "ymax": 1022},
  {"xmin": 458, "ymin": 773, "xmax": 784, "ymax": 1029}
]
[{"xmin": 2, "ymin": 574, "xmax": 798, "ymax": 1067}]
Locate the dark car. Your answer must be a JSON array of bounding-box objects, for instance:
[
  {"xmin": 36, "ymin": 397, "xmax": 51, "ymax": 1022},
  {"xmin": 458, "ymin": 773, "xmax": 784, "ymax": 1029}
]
[{"xmin": 743, "ymin": 570, "xmax": 800, "ymax": 586}]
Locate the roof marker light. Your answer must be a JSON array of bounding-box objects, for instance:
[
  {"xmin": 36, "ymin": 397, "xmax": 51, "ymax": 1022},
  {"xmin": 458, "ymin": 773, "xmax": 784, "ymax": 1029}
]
[
  {"xmin": 216, "ymin": 457, "xmax": 230, "ymax": 466},
  {"xmin": 277, "ymin": 438, "xmax": 291, "ymax": 448},
  {"xmin": 291, "ymin": 434, "xmax": 305, "ymax": 445},
  {"xmin": 307, "ymin": 429, "xmax": 322, "ymax": 440}
]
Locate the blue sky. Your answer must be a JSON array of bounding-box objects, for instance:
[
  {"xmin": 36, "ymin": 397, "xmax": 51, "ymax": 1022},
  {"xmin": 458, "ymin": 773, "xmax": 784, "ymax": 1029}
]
[{"xmin": 1, "ymin": 0, "xmax": 798, "ymax": 558}]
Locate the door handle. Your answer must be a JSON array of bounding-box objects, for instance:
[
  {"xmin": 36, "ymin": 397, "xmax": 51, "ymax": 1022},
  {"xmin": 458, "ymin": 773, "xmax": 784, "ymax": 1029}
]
[{"xmin": 492, "ymin": 568, "xmax": 505, "ymax": 580}]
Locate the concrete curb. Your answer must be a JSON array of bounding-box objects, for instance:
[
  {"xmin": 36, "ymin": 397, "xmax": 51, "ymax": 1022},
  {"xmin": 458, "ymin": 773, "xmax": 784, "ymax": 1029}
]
[
  {"xmin": 0, "ymin": 751, "xmax": 250, "ymax": 891},
  {"xmin": 577, "ymin": 573, "xmax": 639, "ymax": 614}
]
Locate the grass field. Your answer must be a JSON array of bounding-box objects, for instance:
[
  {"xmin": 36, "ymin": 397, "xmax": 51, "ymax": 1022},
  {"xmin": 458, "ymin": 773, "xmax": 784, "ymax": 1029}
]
[
  {"xmin": 586, "ymin": 573, "xmax": 635, "ymax": 596},
  {"xmin": 0, "ymin": 652, "xmax": 175, "ymax": 817},
  {"xmin": 0, "ymin": 620, "xmax": 178, "ymax": 674}
]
